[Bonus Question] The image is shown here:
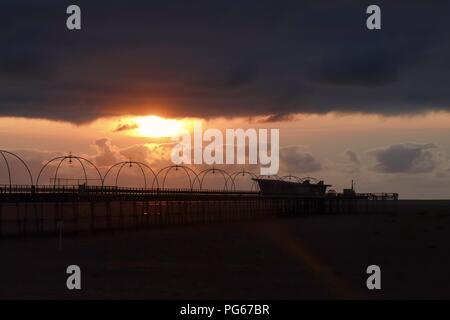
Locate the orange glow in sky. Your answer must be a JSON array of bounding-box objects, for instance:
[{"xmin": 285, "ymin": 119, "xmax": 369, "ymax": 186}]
[{"xmin": 128, "ymin": 116, "xmax": 191, "ymax": 138}]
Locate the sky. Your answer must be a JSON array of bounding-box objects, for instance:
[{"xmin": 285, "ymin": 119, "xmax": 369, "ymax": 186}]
[{"xmin": 1, "ymin": 1, "xmax": 450, "ymax": 198}]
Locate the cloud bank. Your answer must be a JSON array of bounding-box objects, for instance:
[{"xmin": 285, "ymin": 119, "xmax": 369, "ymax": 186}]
[
  {"xmin": 368, "ymin": 143, "xmax": 438, "ymax": 174},
  {"xmin": 1, "ymin": 1, "xmax": 450, "ymax": 122}
]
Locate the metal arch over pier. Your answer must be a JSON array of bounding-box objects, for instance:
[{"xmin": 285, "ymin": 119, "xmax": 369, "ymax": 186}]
[
  {"xmin": 192, "ymin": 167, "xmax": 233, "ymax": 191},
  {"xmin": 226, "ymin": 170, "xmax": 259, "ymax": 192},
  {"xmin": 155, "ymin": 165, "xmax": 198, "ymax": 190},
  {"xmin": 103, "ymin": 161, "xmax": 159, "ymax": 189},
  {"xmin": 0, "ymin": 150, "xmax": 34, "ymax": 187},
  {"xmin": 36, "ymin": 154, "xmax": 103, "ymax": 187}
]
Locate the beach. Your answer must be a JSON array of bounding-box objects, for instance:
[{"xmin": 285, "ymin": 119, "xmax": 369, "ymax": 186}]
[{"xmin": 1, "ymin": 205, "xmax": 450, "ymax": 299}]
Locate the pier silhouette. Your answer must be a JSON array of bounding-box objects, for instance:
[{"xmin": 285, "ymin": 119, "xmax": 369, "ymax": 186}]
[{"xmin": 0, "ymin": 150, "xmax": 397, "ymax": 236}]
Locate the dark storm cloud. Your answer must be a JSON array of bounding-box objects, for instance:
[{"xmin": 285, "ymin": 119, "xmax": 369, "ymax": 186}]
[
  {"xmin": 224, "ymin": 63, "xmax": 259, "ymax": 88},
  {"xmin": 309, "ymin": 48, "xmax": 404, "ymax": 87},
  {"xmin": 1, "ymin": 0, "xmax": 450, "ymax": 122},
  {"xmin": 368, "ymin": 143, "xmax": 438, "ymax": 174}
]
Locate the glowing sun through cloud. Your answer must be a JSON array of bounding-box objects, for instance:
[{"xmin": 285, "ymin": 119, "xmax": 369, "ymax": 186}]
[{"xmin": 128, "ymin": 116, "xmax": 190, "ymax": 138}]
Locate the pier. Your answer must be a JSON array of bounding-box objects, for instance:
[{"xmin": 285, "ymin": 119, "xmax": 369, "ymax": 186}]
[
  {"xmin": 0, "ymin": 185, "xmax": 398, "ymax": 237},
  {"xmin": 0, "ymin": 151, "xmax": 398, "ymax": 236}
]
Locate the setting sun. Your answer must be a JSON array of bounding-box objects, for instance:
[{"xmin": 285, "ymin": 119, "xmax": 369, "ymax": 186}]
[{"xmin": 131, "ymin": 116, "xmax": 190, "ymax": 138}]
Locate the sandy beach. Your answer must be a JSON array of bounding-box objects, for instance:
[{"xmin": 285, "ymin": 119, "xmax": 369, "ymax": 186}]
[{"xmin": 1, "ymin": 206, "xmax": 450, "ymax": 300}]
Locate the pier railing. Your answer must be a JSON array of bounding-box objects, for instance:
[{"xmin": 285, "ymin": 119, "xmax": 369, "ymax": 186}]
[
  {"xmin": 0, "ymin": 184, "xmax": 259, "ymax": 195},
  {"xmin": 0, "ymin": 184, "xmax": 398, "ymax": 199}
]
